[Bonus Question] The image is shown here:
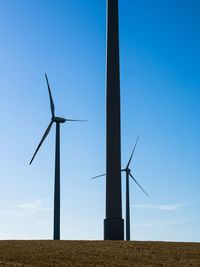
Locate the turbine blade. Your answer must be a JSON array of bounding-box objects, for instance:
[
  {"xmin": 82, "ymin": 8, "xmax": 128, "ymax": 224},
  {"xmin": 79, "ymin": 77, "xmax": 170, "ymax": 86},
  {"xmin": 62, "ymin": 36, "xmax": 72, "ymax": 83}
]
[
  {"xmin": 126, "ymin": 135, "xmax": 139, "ymax": 169},
  {"xmin": 93, "ymin": 170, "xmax": 125, "ymax": 179},
  {"xmin": 45, "ymin": 73, "xmax": 55, "ymax": 117},
  {"xmin": 29, "ymin": 121, "xmax": 53, "ymax": 165},
  {"xmin": 64, "ymin": 119, "xmax": 88, "ymax": 122},
  {"xmin": 92, "ymin": 174, "xmax": 106, "ymax": 179},
  {"xmin": 129, "ymin": 173, "xmax": 150, "ymax": 198}
]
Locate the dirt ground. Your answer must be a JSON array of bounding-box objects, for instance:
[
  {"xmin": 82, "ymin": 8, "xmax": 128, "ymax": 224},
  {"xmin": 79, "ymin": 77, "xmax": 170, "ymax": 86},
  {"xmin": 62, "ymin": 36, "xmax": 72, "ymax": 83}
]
[{"xmin": 0, "ymin": 240, "xmax": 200, "ymax": 266}]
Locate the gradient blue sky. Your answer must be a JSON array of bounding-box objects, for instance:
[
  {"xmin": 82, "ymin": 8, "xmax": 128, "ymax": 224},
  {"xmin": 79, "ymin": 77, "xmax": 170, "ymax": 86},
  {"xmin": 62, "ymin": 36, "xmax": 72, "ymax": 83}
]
[{"xmin": 0, "ymin": 0, "xmax": 200, "ymax": 242}]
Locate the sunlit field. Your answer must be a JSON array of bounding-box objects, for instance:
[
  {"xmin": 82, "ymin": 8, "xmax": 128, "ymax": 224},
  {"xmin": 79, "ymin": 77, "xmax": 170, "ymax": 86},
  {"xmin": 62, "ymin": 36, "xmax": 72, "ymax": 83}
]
[{"xmin": 0, "ymin": 240, "xmax": 200, "ymax": 266}]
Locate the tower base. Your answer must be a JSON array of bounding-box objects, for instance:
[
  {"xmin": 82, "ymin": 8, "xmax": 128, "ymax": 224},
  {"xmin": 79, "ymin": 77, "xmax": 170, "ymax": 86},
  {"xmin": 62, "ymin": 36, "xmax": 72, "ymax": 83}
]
[{"xmin": 104, "ymin": 218, "xmax": 124, "ymax": 240}]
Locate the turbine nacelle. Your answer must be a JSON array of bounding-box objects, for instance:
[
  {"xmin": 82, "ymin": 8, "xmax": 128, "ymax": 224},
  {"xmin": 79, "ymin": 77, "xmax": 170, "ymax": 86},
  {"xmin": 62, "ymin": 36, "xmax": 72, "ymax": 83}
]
[
  {"xmin": 121, "ymin": 168, "xmax": 131, "ymax": 173},
  {"xmin": 52, "ymin": 117, "xmax": 66, "ymax": 123},
  {"xmin": 125, "ymin": 168, "xmax": 131, "ymax": 174}
]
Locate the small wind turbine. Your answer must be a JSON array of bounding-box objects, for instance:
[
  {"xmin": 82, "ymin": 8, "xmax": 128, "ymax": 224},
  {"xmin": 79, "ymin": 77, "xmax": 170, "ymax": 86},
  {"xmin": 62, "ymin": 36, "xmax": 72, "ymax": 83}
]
[
  {"xmin": 30, "ymin": 74, "xmax": 86, "ymax": 240},
  {"xmin": 92, "ymin": 136, "xmax": 149, "ymax": 241}
]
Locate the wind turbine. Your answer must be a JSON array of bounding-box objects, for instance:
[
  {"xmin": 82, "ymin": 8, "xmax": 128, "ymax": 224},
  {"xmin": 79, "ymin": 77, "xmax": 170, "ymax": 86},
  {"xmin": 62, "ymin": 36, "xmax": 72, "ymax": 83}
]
[
  {"xmin": 92, "ymin": 136, "xmax": 149, "ymax": 241},
  {"xmin": 29, "ymin": 74, "xmax": 86, "ymax": 240}
]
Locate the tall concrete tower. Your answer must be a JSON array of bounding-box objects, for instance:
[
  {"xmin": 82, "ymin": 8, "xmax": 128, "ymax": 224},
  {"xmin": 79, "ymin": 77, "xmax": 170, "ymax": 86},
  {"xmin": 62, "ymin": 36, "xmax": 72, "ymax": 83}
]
[{"xmin": 104, "ymin": 0, "xmax": 124, "ymax": 240}]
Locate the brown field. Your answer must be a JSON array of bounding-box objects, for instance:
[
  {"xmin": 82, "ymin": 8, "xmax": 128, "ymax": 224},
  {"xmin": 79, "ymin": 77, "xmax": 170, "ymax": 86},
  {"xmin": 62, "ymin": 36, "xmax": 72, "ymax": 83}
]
[{"xmin": 0, "ymin": 240, "xmax": 200, "ymax": 266}]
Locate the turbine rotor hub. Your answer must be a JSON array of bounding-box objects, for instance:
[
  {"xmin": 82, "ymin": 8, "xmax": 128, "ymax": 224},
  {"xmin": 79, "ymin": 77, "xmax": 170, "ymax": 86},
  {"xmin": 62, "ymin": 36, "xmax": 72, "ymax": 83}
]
[{"xmin": 52, "ymin": 117, "xmax": 65, "ymax": 123}]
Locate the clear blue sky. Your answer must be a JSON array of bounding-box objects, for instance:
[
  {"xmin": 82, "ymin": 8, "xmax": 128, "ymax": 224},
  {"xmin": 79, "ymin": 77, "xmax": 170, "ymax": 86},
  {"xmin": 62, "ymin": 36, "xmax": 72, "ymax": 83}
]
[{"xmin": 0, "ymin": 0, "xmax": 200, "ymax": 242}]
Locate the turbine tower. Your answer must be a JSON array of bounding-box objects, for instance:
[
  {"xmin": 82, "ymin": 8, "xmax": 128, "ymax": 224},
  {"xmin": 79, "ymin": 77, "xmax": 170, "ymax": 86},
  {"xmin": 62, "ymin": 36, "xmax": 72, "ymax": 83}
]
[
  {"xmin": 92, "ymin": 136, "xmax": 149, "ymax": 241},
  {"xmin": 105, "ymin": 0, "xmax": 124, "ymax": 240},
  {"xmin": 29, "ymin": 74, "xmax": 86, "ymax": 240}
]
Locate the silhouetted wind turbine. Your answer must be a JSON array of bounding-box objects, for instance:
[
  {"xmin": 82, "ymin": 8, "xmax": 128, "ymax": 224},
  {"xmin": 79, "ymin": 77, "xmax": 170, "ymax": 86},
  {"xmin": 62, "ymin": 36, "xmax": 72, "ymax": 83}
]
[
  {"xmin": 92, "ymin": 136, "xmax": 149, "ymax": 241},
  {"xmin": 30, "ymin": 74, "xmax": 86, "ymax": 240}
]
